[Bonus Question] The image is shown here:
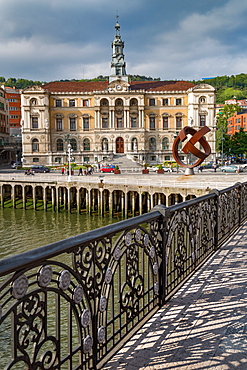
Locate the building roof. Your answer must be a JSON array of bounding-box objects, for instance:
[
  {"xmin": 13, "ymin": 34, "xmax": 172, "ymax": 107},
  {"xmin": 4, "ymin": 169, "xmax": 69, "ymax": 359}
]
[
  {"xmin": 42, "ymin": 81, "xmax": 108, "ymax": 92},
  {"xmin": 129, "ymin": 80, "xmax": 195, "ymax": 91},
  {"xmin": 42, "ymin": 80, "xmax": 195, "ymax": 93}
]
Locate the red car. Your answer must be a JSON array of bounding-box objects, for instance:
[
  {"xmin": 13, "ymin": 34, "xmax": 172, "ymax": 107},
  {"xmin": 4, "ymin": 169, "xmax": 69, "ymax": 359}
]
[{"xmin": 100, "ymin": 166, "xmax": 115, "ymax": 173}]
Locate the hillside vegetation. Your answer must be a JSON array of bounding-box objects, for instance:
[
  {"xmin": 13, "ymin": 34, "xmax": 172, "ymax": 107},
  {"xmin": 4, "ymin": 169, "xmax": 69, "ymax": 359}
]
[
  {"xmin": 193, "ymin": 73, "xmax": 247, "ymax": 103},
  {"xmin": 1, "ymin": 74, "xmax": 247, "ymax": 103}
]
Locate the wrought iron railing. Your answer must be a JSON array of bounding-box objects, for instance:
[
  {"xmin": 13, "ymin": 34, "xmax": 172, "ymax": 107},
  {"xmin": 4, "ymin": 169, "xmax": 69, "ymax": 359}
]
[{"xmin": 0, "ymin": 182, "xmax": 247, "ymax": 369}]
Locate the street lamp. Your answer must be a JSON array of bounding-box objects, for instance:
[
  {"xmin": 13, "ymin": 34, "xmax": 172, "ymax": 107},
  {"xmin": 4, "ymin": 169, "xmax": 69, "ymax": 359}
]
[
  {"xmin": 67, "ymin": 143, "xmax": 72, "ymax": 181},
  {"xmin": 221, "ymin": 135, "xmax": 224, "ymax": 165}
]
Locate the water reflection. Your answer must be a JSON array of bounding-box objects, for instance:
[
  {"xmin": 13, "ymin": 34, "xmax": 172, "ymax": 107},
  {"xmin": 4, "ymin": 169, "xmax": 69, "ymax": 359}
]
[{"xmin": 0, "ymin": 208, "xmax": 122, "ymax": 259}]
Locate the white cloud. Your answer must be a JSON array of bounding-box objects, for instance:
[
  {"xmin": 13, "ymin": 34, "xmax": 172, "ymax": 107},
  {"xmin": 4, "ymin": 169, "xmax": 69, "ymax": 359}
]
[
  {"xmin": 128, "ymin": 0, "xmax": 247, "ymax": 80},
  {"xmin": 1, "ymin": 0, "xmax": 247, "ymax": 81}
]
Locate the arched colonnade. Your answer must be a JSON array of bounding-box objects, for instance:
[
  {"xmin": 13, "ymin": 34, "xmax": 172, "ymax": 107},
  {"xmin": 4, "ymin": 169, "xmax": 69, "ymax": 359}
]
[{"xmin": 0, "ymin": 182, "xmax": 199, "ymax": 218}]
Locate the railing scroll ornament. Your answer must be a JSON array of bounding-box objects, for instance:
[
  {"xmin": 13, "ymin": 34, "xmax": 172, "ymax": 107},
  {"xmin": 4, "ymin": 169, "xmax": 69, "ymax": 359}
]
[{"xmin": 0, "ymin": 182, "xmax": 247, "ymax": 369}]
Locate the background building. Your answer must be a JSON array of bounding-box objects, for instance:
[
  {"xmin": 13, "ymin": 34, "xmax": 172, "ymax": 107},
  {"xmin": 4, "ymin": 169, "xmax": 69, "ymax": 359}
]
[
  {"xmin": 0, "ymin": 86, "xmax": 12, "ymax": 164},
  {"xmin": 21, "ymin": 21, "xmax": 216, "ymax": 167},
  {"xmin": 228, "ymin": 110, "xmax": 247, "ymax": 135},
  {"xmin": 3, "ymin": 86, "xmax": 21, "ymax": 136}
]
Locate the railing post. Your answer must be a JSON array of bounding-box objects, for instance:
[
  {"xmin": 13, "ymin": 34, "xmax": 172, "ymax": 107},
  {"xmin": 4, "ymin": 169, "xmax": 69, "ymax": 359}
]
[
  {"xmin": 152, "ymin": 205, "xmax": 171, "ymax": 306},
  {"xmin": 235, "ymin": 182, "xmax": 242, "ymax": 226},
  {"xmin": 210, "ymin": 189, "xmax": 220, "ymax": 251}
]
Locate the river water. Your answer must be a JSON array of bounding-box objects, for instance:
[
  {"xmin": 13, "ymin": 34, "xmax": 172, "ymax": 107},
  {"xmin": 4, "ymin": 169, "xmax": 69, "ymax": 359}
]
[{"xmin": 0, "ymin": 208, "xmax": 123, "ymax": 260}]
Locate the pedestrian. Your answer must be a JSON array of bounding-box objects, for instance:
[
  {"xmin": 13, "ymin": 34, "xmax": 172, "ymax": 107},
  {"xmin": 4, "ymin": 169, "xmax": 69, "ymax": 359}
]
[
  {"xmin": 78, "ymin": 168, "xmax": 83, "ymax": 176},
  {"xmin": 61, "ymin": 167, "xmax": 65, "ymax": 175},
  {"xmin": 213, "ymin": 163, "xmax": 217, "ymax": 172}
]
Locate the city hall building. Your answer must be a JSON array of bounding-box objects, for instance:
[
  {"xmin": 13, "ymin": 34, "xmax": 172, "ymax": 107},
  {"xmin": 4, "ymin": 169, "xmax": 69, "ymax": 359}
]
[{"xmin": 21, "ymin": 20, "xmax": 216, "ymax": 167}]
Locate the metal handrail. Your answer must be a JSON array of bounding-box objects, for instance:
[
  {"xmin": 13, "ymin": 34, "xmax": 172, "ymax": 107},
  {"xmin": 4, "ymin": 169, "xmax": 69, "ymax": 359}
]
[{"xmin": 0, "ymin": 182, "xmax": 246, "ymax": 369}]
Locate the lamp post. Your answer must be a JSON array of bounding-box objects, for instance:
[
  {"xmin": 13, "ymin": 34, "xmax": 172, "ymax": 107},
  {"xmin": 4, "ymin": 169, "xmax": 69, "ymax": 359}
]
[
  {"xmin": 221, "ymin": 131, "xmax": 225, "ymax": 166},
  {"xmin": 67, "ymin": 143, "xmax": 72, "ymax": 181}
]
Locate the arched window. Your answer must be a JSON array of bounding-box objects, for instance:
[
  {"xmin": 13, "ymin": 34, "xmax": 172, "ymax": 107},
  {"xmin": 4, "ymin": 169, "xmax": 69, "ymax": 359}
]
[
  {"xmin": 115, "ymin": 98, "xmax": 123, "ymax": 106},
  {"xmin": 100, "ymin": 99, "xmax": 109, "ymax": 106},
  {"xmin": 162, "ymin": 137, "xmax": 169, "ymax": 150},
  {"xmin": 32, "ymin": 138, "xmax": 39, "ymax": 152},
  {"xmin": 69, "ymin": 138, "xmax": 77, "ymax": 151},
  {"xmin": 131, "ymin": 138, "xmax": 138, "ymax": 151},
  {"xmin": 149, "ymin": 137, "xmax": 156, "ymax": 150},
  {"xmin": 56, "ymin": 139, "xmax": 64, "ymax": 152},
  {"xmin": 130, "ymin": 98, "xmax": 138, "ymax": 106},
  {"xmin": 83, "ymin": 138, "xmax": 90, "ymax": 151},
  {"xmin": 102, "ymin": 138, "xmax": 108, "ymax": 151},
  {"xmin": 30, "ymin": 98, "xmax": 37, "ymax": 105},
  {"xmin": 199, "ymin": 96, "xmax": 206, "ymax": 103}
]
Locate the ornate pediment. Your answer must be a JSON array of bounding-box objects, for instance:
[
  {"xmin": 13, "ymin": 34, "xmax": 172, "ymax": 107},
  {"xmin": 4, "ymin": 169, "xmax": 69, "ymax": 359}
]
[
  {"xmin": 22, "ymin": 85, "xmax": 46, "ymax": 93},
  {"xmin": 108, "ymin": 79, "xmax": 130, "ymax": 93},
  {"xmin": 190, "ymin": 83, "xmax": 216, "ymax": 92}
]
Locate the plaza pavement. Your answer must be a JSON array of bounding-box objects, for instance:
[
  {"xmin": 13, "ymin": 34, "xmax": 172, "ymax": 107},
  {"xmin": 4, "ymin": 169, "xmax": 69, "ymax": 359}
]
[
  {"xmin": 103, "ymin": 222, "xmax": 247, "ymax": 370},
  {"xmin": 1, "ymin": 168, "xmax": 247, "ymax": 191}
]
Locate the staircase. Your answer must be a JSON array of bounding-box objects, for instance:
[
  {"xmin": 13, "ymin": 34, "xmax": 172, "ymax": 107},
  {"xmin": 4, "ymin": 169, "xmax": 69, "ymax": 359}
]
[{"xmin": 102, "ymin": 154, "xmax": 142, "ymax": 172}]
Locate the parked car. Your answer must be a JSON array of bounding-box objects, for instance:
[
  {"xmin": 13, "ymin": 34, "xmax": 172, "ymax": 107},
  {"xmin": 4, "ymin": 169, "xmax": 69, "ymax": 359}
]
[
  {"xmin": 155, "ymin": 166, "xmax": 172, "ymax": 173},
  {"xmin": 147, "ymin": 165, "xmax": 172, "ymax": 172},
  {"xmin": 31, "ymin": 165, "xmax": 50, "ymax": 173},
  {"xmin": 220, "ymin": 165, "xmax": 243, "ymax": 173},
  {"xmin": 201, "ymin": 163, "xmax": 213, "ymax": 169},
  {"xmin": 11, "ymin": 161, "xmax": 22, "ymax": 168},
  {"xmin": 100, "ymin": 166, "xmax": 115, "ymax": 173}
]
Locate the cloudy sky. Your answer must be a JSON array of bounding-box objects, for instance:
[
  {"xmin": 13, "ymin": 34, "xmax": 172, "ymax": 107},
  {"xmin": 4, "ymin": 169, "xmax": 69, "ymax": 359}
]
[{"xmin": 1, "ymin": 0, "xmax": 247, "ymax": 83}]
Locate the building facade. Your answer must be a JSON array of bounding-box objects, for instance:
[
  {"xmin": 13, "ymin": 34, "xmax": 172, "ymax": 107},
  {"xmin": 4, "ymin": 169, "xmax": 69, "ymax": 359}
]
[
  {"xmin": 227, "ymin": 110, "xmax": 247, "ymax": 135},
  {"xmin": 21, "ymin": 21, "xmax": 216, "ymax": 167},
  {"xmin": 0, "ymin": 86, "xmax": 12, "ymax": 163},
  {"xmin": 3, "ymin": 86, "xmax": 21, "ymax": 136}
]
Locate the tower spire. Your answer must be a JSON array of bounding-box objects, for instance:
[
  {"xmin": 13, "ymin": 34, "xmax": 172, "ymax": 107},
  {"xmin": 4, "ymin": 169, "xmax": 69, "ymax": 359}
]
[{"xmin": 109, "ymin": 16, "xmax": 128, "ymax": 83}]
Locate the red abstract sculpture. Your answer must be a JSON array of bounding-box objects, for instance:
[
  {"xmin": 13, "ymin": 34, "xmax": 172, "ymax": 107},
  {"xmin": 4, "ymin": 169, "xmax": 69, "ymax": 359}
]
[{"xmin": 172, "ymin": 126, "xmax": 211, "ymax": 168}]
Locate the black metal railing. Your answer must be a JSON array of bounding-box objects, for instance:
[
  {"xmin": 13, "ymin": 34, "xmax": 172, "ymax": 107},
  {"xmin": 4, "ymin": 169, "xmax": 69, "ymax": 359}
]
[{"xmin": 0, "ymin": 182, "xmax": 247, "ymax": 369}]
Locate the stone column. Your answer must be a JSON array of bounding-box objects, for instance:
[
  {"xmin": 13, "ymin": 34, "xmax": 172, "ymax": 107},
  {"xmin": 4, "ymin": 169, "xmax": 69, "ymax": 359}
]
[
  {"xmin": 99, "ymin": 190, "xmax": 103, "ymax": 216},
  {"xmin": 109, "ymin": 109, "xmax": 113, "ymax": 129},
  {"xmin": 77, "ymin": 188, "xmax": 80, "ymax": 214},
  {"xmin": 1, "ymin": 185, "xmax": 4, "ymax": 208},
  {"xmin": 121, "ymin": 192, "xmax": 125, "ymax": 217},
  {"xmin": 56, "ymin": 187, "xmax": 60, "ymax": 212},
  {"xmin": 125, "ymin": 192, "xmax": 128, "ymax": 218},
  {"xmin": 43, "ymin": 186, "xmax": 47, "ymax": 211},
  {"xmin": 88, "ymin": 189, "xmax": 92, "ymax": 215},
  {"xmin": 147, "ymin": 194, "xmax": 151, "ymax": 212},
  {"xmin": 68, "ymin": 188, "xmax": 71, "ymax": 213},
  {"xmin": 126, "ymin": 109, "xmax": 130, "ymax": 128},
  {"xmin": 139, "ymin": 192, "xmax": 143, "ymax": 215},
  {"xmin": 109, "ymin": 191, "xmax": 113, "ymax": 217},
  {"xmin": 124, "ymin": 109, "xmax": 127, "ymax": 128},
  {"xmin": 23, "ymin": 186, "xmax": 26, "ymax": 210},
  {"xmin": 140, "ymin": 109, "xmax": 144, "ymax": 128},
  {"xmin": 150, "ymin": 193, "xmax": 154, "ymax": 210},
  {"xmin": 33, "ymin": 186, "xmax": 36, "ymax": 210},
  {"xmin": 12, "ymin": 185, "xmax": 16, "ymax": 209},
  {"xmin": 112, "ymin": 110, "xmax": 115, "ymax": 129},
  {"xmin": 131, "ymin": 192, "xmax": 135, "ymax": 217},
  {"xmin": 52, "ymin": 187, "xmax": 56, "ymax": 211},
  {"xmin": 85, "ymin": 190, "xmax": 89, "ymax": 213}
]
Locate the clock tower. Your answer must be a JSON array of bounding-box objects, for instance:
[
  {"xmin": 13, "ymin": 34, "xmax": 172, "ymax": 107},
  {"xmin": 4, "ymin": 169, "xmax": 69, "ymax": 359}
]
[{"xmin": 109, "ymin": 17, "xmax": 128, "ymax": 83}]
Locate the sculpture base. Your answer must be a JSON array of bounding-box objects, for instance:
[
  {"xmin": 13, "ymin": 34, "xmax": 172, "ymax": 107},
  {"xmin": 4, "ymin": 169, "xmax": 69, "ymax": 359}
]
[{"xmin": 184, "ymin": 168, "xmax": 195, "ymax": 176}]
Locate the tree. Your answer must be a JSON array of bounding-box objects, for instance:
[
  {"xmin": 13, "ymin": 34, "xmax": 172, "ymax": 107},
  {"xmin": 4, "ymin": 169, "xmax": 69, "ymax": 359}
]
[
  {"xmin": 229, "ymin": 128, "xmax": 247, "ymax": 158},
  {"xmin": 215, "ymin": 104, "xmax": 241, "ymax": 152}
]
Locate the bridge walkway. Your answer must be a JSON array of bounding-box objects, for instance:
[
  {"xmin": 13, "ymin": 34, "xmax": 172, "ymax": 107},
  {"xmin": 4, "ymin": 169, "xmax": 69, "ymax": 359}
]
[{"xmin": 103, "ymin": 222, "xmax": 247, "ymax": 370}]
